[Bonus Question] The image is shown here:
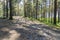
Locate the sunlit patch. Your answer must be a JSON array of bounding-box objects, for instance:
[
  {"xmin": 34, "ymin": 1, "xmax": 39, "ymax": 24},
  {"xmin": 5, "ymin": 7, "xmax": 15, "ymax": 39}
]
[{"xmin": 9, "ymin": 30, "xmax": 21, "ymax": 40}]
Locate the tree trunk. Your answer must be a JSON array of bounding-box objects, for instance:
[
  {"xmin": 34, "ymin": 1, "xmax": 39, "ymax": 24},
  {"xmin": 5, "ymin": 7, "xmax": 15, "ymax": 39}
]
[
  {"xmin": 9, "ymin": 0, "xmax": 13, "ymax": 20},
  {"xmin": 24, "ymin": 0, "xmax": 27, "ymax": 17},
  {"xmin": 6, "ymin": 0, "xmax": 8, "ymax": 18},
  {"xmin": 54, "ymin": 0, "xmax": 57, "ymax": 24},
  {"xmin": 36, "ymin": 0, "xmax": 38, "ymax": 19}
]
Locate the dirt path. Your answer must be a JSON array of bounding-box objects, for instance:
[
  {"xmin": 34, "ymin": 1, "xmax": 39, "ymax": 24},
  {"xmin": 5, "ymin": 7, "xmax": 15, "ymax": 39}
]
[{"xmin": 0, "ymin": 16, "xmax": 60, "ymax": 40}]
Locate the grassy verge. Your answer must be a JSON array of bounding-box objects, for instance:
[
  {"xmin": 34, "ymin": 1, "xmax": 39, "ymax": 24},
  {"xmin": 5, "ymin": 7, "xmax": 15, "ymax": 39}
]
[{"xmin": 27, "ymin": 17, "xmax": 60, "ymax": 29}]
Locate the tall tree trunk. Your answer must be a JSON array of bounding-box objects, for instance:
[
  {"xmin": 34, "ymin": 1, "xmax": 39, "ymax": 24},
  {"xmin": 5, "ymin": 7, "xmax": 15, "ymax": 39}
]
[
  {"xmin": 36, "ymin": 0, "xmax": 38, "ymax": 19},
  {"xmin": 24, "ymin": 0, "xmax": 27, "ymax": 17},
  {"xmin": 49, "ymin": 0, "xmax": 50, "ymax": 22},
  {"xmin": 41, "ymin": 4, "xmax": 42, "ymax": 20},
  {"xmin": 9, "ymin": 0, "xmax": 13, "ymax": 20},
  {"xmin": 6, "ymin": 0, "xmax": 8, "ymax": 18},
  {"xmin": 54, "ymin": 0, "xmax": 57, "ymax": 24}
]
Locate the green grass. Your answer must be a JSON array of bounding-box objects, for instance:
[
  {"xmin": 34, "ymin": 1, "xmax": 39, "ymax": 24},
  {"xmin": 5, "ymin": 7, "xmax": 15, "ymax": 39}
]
[
  {"xmin": 27, "ymin": 17, "xmax": 60, "ymax": 29},
  {"xmin": 38, "ymin": 17, "xmax": 60, "ymax": 28}
]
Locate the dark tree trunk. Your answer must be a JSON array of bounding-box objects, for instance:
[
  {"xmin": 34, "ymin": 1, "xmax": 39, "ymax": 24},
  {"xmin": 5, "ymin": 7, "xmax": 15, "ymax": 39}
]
[
  {"xmin": 36, "ymin": 0, "xmax": 38, "ymax": 19},
  {"xmin": 58, "ymin": 2, "xmax": 60, "ymax": 23},
  {"xmin": 9, "ymin": 0, "xmax": 13, "ymax": 20},
  {"xmin": 54, "ymin": 0, "xmax": 57, "ymax": 24},
  {"xmin": 6, "ymin": 0, "xmax": 8, "ymax": 18}
]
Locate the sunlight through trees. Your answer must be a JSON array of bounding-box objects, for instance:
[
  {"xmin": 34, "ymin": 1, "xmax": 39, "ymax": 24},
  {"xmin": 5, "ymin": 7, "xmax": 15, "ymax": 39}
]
[{"xmin": 0, "ymin": 0, "xmax": 60, "ymax": 26}]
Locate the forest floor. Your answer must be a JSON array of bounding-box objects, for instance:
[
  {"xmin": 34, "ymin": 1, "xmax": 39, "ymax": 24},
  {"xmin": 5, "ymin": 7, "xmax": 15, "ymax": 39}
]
[{"xmin": 0, "ymin": 16, "xmax": 60, "ymax": 40}]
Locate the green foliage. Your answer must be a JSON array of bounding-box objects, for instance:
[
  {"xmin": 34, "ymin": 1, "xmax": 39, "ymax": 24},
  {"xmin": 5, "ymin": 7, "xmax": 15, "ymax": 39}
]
[{"xmin": 0, "ymin": 0, "xmax": 60, "ymax": 28}]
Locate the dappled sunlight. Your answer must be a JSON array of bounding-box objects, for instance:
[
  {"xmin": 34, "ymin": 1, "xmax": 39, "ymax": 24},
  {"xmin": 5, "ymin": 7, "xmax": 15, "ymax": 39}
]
[
  {"xmin": 0, "ymin": 16, "xmax": 58, "ymax": 40},
  {"xmin": 0, "ymin": 0, "xmax": 60, "ymax": 40}
]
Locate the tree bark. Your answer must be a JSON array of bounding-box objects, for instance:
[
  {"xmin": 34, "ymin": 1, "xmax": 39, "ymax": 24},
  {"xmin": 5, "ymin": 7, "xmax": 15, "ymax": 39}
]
[
  {"xmin": 6, "ymin": 0, "xmax": 8, "ymax": 18},
  {"xmin": 36, "ymin": 0, "xmax": 38, "ymax": 19},
  {"xmin": 9, "ymin": 0, "xmax": 13, "ymax": 20},
  {"xmin": 54, "ymin": 0, "xmax": 57, "ymax": 24},
  {"xmin": 24, "ymin": 0, "xmax": 27, "ymax": 17}
]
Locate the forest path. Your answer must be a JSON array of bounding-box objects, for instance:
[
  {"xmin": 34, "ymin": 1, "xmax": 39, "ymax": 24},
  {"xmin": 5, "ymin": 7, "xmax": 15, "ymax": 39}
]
[{"xmin": 0, "ymin": 16, "xmax": 60, "ymax": 40}]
